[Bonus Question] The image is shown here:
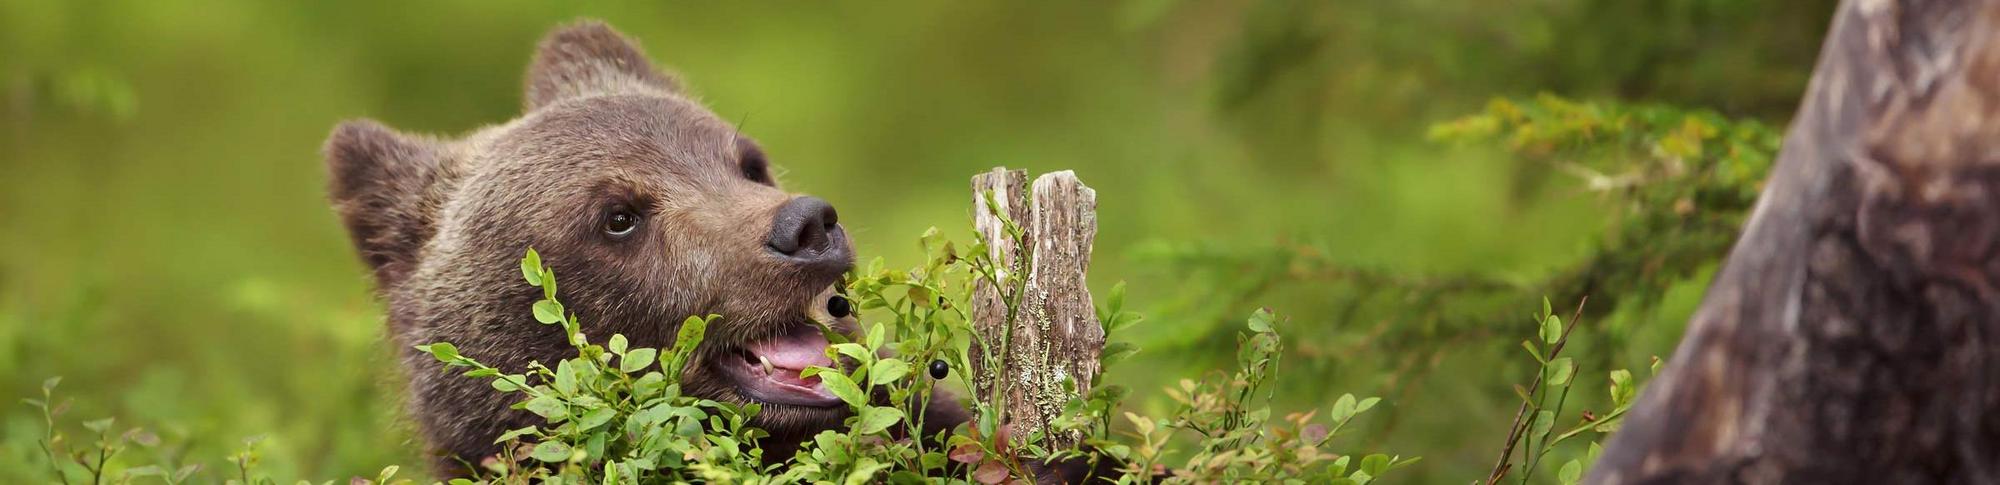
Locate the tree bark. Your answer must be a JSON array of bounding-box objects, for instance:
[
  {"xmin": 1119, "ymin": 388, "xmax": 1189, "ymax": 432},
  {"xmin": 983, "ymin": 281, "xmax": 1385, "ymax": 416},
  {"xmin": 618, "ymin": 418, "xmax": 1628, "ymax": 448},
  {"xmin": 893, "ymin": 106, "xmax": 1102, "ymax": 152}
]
[
  {"xmin": 1592, "ymin": 0, "xmax": 2000, "ymax": 483},
  {"xmin": 970, "ymin": 168, "xmax": 1105, "ymax": 449}
]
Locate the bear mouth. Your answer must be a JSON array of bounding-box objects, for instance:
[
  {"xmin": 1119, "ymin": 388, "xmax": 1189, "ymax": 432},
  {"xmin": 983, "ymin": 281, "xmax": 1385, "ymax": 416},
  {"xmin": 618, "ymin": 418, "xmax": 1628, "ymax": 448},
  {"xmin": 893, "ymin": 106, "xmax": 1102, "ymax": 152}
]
[{"xmin": 718, "ymin": 324, "xmax": 844, "ymax": 408}]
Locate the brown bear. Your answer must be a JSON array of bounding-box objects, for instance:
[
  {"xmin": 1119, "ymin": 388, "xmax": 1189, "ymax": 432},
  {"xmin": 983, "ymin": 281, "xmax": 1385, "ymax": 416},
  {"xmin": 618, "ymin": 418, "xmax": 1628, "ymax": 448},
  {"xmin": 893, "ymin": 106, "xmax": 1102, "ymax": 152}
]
[{"xmin": 322, "ymin": 21, "xmax": 969, "ymax": 476}]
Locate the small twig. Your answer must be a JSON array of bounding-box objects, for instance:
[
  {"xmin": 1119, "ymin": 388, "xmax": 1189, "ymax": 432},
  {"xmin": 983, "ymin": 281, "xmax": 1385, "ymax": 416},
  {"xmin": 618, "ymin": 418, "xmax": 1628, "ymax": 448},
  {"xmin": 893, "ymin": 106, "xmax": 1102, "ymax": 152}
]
[
  {"xmin": 1483, "ymin": 296, "xmax": 1588, "ymax": 485},
  {"xmin": 1550, "ymin": 406, "xmax": 1629, "ymax": 445},
  {"xmin": 1522, "ymin": 367, "xmax": 1577, "ymax": 483}
]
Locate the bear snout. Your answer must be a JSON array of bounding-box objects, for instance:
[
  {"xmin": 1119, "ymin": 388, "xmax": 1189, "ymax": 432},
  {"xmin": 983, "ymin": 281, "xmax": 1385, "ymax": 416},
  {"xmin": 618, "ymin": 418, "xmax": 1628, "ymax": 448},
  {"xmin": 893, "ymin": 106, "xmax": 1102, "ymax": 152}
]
[{"xmin": 765, "ymin": 196, "xmax": 852, "ymax": 273}]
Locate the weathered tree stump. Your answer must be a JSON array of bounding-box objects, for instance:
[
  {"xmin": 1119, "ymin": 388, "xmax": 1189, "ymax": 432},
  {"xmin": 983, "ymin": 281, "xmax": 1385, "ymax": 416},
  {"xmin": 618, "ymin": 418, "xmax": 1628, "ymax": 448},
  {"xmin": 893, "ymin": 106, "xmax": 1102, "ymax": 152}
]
[
  {"xmin": 969, "ymin": 168, "xmax": 1104, "ymax": 449},
  {"xmin": 1592, "ymin": 0, "xmax": 2000, "ymax": 483}
]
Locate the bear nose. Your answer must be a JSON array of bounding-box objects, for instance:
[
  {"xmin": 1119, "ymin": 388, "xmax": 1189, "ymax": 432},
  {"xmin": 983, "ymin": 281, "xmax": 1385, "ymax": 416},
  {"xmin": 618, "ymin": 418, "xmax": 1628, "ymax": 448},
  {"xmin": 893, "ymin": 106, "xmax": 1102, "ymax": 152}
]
[{"xmin": 767, "ymin": 196, "xmax": 847, "ymax": 263}]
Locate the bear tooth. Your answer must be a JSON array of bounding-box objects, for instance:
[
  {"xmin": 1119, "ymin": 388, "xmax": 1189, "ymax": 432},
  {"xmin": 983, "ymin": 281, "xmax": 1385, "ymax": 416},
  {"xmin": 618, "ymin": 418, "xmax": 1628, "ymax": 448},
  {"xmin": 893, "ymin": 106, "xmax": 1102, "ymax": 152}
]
[{"xmin": 757, "ymin": 355, "xmax": 775, "ymax": 376}]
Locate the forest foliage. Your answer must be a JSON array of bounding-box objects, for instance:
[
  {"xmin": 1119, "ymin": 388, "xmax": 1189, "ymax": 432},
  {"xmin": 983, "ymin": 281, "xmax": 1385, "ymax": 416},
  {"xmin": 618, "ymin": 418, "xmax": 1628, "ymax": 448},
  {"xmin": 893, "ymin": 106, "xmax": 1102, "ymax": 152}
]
[{"xmin": 1, "ymin": 0, "xmax": 1823, "ymax": 482}]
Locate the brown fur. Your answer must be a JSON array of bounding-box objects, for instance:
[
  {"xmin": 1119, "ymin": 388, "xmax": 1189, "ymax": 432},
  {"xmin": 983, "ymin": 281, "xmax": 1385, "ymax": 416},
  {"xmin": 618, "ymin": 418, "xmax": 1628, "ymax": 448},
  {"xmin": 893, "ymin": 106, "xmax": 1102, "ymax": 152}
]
[{"xmin": 324, "ymin": 20, "xmax": 966, "ymax": 475}]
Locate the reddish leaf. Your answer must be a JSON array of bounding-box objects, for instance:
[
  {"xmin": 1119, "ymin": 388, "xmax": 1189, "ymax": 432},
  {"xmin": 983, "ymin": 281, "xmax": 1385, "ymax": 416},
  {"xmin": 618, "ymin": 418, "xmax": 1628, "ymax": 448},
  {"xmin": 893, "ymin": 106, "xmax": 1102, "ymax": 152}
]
[
  {"xmin": 950, "ymin": 443, "xmax": 986, "ymax": 464},
  {"xmin": 973, "ymin": 459, "xmax": 1010, "ymax": 485},
  {"xmin": 1302, "ymin": 423, "xmax": 1329, "ymax": 443}
]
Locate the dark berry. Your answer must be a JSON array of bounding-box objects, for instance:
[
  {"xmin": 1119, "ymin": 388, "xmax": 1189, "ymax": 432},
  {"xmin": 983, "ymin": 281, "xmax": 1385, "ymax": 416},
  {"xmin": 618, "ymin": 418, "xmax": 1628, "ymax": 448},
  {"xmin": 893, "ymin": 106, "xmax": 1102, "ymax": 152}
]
[
  {"xmin": 928, "ymin": 359, "xmax": 949, "ymax": 379},
  {"xmin": 826, "ymin": 295, "xmax": 851, "ymax": 319}
]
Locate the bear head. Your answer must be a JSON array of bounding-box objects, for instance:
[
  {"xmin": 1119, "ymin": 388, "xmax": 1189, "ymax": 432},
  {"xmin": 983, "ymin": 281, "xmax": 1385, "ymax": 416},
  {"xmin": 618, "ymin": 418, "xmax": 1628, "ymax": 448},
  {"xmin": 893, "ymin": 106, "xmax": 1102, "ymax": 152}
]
[{"xmin": 323, "ymin": 20, "xmax": 857, "ymax": 471}]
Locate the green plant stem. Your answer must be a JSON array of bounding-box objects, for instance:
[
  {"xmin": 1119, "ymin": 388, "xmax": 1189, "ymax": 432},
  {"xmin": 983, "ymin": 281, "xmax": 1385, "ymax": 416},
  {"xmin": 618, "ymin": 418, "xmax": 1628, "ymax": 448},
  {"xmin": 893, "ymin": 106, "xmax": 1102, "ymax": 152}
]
[
  {"xmin": 89, "ymin": 441, "xmax": 110, "ymax": 485},
  {"xmin": 1484, "ymin": 297, "xmax": 1587, "ymax": 485},
  {"xmin": 1522, "ymin": 378, "xmax": 1574, "ymax": 484},
  {"xmin": 37, "ymin": 394, "xmax": 72, "ymax": 485},
  {"xmin": 1548, "ymin": 406, "xmax": 1629, "ymax": 446}
]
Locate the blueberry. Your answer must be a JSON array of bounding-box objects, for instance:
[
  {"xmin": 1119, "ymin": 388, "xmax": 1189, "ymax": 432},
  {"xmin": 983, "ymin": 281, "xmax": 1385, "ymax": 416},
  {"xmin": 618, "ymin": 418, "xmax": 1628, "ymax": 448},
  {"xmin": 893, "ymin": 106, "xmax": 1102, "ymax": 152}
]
[
  {"xmin": 929, "ymin": 359, "xmax": 949, "ymax": 379},
  {"xmin": 827, "ymin": 295, "xmax": 851, "ymax": 319}
]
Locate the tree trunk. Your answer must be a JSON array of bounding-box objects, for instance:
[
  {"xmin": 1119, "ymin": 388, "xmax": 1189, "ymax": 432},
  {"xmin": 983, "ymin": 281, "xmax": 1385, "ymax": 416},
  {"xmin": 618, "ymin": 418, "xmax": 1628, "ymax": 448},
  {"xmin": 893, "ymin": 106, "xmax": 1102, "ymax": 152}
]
[
  {"xmin": 1592, "ymin": 0, "xmax": 2000, "ymax": 483},
  {"xmin": 969, "ymin": 168, "xmax": 1104, "ymax": 449}
]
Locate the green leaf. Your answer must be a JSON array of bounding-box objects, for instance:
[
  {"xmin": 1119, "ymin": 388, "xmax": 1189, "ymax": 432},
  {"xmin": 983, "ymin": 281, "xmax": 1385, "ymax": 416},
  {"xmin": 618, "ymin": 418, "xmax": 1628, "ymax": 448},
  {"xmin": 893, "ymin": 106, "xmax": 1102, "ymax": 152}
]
[
  {"xmin": 819, "ymin": 371, "xmax": 866, "ymax": 408},
  {"xmin": 1521, "ymin": 340, "xmax": 1546, "ymax": 364},
  {"xmin": 1531, "ymin": 410, "xmax": 1556, "ymax": 439},
  {"xmin": 1331, "ymin": 393, "xmax": 1358, "ymax": 421},
  {"xmin": 493, "ymin": 426, "xmax": 538, "ymax": 444},
  {"xmin": 847, "ymin": 457, "xmax": 892, "ymax": 485},
  {"xmin": 1542, "ymin": 296, "xmax": 1553, "ymax": 319},
  {"xmin": 1541, "ymin": 314, "xmax": 1564, "ymax": 344},
  {"xmin": 1247, "ymin": 308, "xmax": 1276, "ymax": 332},
  {"xmin": 492, "ymin": 375, "xmax": 525, "ymax": 392},
  {"xmin": 577, "ymin": 407, "xmax": 617, "ymax": 431},
  {"xmin": 1359, "ymin": 454, "xmax": 1391, "ymax": 477},
  {"xmin": 832, "ymin": 343, "xmax": 873, "ymax": 363},
  {"xmin": 533, "ymin": 299, "xmax": 564, "ymax": 325},
  {"xmin": 1106, "ymin": 312, "xmax": 1144, "ymax": 333},
  {"xmin": 1098, "ymin": 281, "xmax": 1128, "ymax": 327},
  {"xmin": 675, "ymin": 316, "xmax": 709, "ymax": 354},
  {"xmin": 84, "ymin": 417, "xmax": 115, "ymax": 433},
  {"xmin": 522, "ymin": 249, "xmax": 543, "ymax": 286},
  {"xmin": 1355, "ymin": 396, "xmax": 1381, "ymax": 413},
  {"xmin": 417, "ymin": 343, "xmax": 460, "ymax": 363},
  {"xmin": 622, "ymin": 348, "xmax": 658, "ymax": 374},
  {"xmin": 1547, "ymin": 357, "xmax": 1575, "ymax": 386},
  {"xmin": 870, "ymin": 359, "xmax": 910, "ymax": 386},
  {"xmin": 1108, "ymin": 281, "xmax": 1127, "ymax": 314},
  {"xmin": 554, "ymin": 360, "xmax": 578, "ymax": 394},
  {"xmin": 1610, "ymin": 369, "xmax": 1636, "ymax": 404},
  {"xmin": 608, "ymin": 334, "xmax": 628, "ymax": 356},
  {"xmin": 524, "ymin": 395, "xmax": 567, "ymax": 421},
  {"xmin": 852, "ymin": 406, "xmax": 905, "ymax": 435},
  {"xmin": 530, "ymin": 441, "xmax": 572, "ymax": 462},
  {"xmin": 889, "ymin": 471, "xmax": 927, "ymax": 485},
  {"xmin": 1559, "ymin": 459, "xmax": 1583, "ymax": 485},
  {"xmin": 1100, "ymin": 341, "xmax": 1140, "ymax": 367}
]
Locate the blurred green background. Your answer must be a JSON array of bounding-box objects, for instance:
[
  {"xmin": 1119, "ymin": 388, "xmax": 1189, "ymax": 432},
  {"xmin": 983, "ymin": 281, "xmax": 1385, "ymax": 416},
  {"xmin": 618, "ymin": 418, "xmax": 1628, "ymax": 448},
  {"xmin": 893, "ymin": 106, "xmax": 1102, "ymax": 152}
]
[{"xmin": 0, "ymin": 0, "xmax": 1836, "ymax": 481}]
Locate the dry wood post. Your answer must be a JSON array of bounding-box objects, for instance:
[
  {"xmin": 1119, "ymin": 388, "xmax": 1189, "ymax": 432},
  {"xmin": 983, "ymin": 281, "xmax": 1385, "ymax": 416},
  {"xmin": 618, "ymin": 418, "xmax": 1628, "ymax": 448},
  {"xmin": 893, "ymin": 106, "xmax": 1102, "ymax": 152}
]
[
  {"xmin": 968, "ymin": 167, "xmax": 1105, "ymax": 449},
  {"xmin": 1592, "ymin": 0, "xmax": 2000, "ymax": 482}
]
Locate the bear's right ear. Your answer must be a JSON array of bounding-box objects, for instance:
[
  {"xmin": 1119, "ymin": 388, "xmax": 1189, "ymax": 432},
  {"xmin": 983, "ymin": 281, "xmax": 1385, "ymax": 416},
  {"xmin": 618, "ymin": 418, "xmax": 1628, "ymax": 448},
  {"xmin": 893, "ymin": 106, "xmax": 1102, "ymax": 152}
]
[
  {"xmin": 324, "ymin": 119, "xmax": 449, "ymax": 289},
  {"xmin": 523, "ymin": 20, "xmax": 679, "ymax": 111}
]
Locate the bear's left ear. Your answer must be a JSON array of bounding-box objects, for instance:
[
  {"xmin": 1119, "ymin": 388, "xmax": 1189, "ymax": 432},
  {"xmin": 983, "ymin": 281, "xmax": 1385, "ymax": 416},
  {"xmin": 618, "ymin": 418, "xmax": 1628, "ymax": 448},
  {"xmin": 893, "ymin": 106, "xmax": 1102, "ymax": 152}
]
[
  {"xmin": 524, "ymin": 20, "xmax": 679, "ymax": 111},
  {"xmin": 324, "ymin": 119, "xmax": 452, "ymax": 289}
]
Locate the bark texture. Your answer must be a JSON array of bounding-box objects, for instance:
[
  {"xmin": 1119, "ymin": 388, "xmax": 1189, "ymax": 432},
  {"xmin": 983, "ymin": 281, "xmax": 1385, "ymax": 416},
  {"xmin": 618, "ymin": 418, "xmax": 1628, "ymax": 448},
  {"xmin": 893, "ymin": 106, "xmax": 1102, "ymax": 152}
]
[
  {"xmin": 970, "ymin": 168, "xmax": 1105, "ymax": 449},
  {"xmin": 1591, "ymin": 1, "xmax": 2000, "ymax": 483}
]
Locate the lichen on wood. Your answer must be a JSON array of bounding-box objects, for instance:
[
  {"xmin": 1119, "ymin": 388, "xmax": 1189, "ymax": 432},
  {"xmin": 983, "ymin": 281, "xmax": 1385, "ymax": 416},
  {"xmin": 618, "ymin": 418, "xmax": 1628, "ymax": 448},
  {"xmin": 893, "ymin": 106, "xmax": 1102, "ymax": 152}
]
[{"xmin": 969, "ymin": 167, "xmax": 1105, "ymax": 449}]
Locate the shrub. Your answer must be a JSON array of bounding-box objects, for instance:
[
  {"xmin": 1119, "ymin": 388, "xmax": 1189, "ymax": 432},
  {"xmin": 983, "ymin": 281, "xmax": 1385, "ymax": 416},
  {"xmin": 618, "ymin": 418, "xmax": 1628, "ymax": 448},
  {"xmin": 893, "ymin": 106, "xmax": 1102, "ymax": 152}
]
[
  {"xmin": 412, "ymin": 205, "xmax": 1416, "ymax": 483},
  {"xmin": 13, "ymin": 217, "xmax": 1414, "ymax": 484},
  {"xmin": 1479, "ymin": 297, "xmax": 1659, "ymax": 485}
]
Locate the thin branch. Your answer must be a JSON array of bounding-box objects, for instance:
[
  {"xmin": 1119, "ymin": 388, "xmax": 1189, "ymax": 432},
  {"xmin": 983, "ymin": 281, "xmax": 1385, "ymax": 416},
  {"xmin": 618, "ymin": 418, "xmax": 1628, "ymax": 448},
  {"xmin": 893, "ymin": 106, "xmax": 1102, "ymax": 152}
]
[{"xmin": 1484, "ymin": 296, "xmax": 1588, "ymax": 485}]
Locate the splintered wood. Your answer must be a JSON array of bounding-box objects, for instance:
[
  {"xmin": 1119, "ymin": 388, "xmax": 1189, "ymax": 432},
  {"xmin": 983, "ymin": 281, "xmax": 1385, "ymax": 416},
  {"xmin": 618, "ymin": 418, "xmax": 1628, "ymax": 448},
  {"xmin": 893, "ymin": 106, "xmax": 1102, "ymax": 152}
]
[{"xmin": 969, "ymin": 168, "xmax": 1104, "ymax": 448}]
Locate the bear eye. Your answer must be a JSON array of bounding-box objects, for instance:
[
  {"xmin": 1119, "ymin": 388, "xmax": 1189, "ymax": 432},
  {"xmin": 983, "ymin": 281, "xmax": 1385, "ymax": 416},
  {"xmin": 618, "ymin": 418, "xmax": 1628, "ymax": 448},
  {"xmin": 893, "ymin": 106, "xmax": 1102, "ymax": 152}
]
[
  {"xmin": 741, "ymin": 159, "xmax": 770, "ymax": 184},
  {"xmin": 604, "ymin": 209, "xmax": 640, "ymax": 237},
  {"xmin": 737, "ymin": 138, "xmax": 774, "ymax": 185}
]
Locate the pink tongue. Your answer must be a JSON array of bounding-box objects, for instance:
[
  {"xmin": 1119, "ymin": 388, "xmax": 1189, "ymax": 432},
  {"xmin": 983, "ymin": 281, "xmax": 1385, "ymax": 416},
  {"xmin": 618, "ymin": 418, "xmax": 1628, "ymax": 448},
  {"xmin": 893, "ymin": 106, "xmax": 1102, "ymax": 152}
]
[{"xmin": 746, "ymin": 328, "xmax": 833, "ymax": 371}]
